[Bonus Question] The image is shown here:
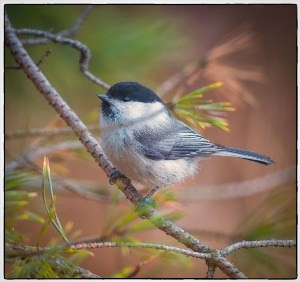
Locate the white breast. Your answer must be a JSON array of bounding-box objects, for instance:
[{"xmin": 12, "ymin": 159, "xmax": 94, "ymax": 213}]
[{"xmin": 99, "ymin": 101, "xmax": 200, "ymax": 188}]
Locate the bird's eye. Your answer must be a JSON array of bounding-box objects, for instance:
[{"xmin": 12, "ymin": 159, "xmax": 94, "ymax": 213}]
[{"xmin": 123, "ymin": 96, "xmax": 130, "ymax": 102}]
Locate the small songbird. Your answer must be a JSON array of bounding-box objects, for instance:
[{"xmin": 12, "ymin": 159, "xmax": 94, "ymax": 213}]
[{"xmin": 98, "ymin": 82, "xmax": 274, "ymax": 200}]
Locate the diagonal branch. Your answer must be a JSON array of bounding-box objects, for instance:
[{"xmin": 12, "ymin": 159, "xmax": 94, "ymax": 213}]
[
  {"xmin": 212, "ymin": 255, "xmax": 246, "ymax": 278},
  {"xmin": 5, "ymin": 9, "xmax": 215, "ymax": 258},
  {"xmin": 5, "ymin": 243, "xmax": 101, "ymax": 278},
  {"xmin": 50, "ymin": 256, "xmax": 102, "ymax": 278},
  {"xmin": 8, "ymin": 11, "xmax": 291, "ymax": 279}
]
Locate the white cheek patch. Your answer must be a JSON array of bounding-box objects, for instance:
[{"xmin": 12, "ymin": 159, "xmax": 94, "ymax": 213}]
[{"xmin": 115, "ymin": 101, "xmax": 169, "ymax": 129}]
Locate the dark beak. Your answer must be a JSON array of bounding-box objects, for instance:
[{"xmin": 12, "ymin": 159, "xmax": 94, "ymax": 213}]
[{"xmin": 97, "ymin": 94, "xmax": 109, "ymax": 102}]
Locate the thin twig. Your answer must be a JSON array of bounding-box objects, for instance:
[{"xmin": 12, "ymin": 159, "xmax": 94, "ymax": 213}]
[
  {"xmin": 178, "ymin": 166, "xmax": 296, "ymax": 200},
  {"xmin": 70, "ymin": 241, "xmax": 210, "ymax": 259},
  {"xmin": 20, "ymin": 5, "xmax": 93, "ymax": 45},
  {"xmin": 15, "ymin": 28, "xmax": 110, "ymax": 90},
  {"xmin": 36, "ymin": 49, "xmax": 52, "ymax": 66},
  {"xmin": 156, "ymin": 60, "xmax": 202, "ymax": 98},
  {"xmin": 5, "ymin": 241, "xmax": 209, "ymax": 260},
  {"xmin": 125, "ymin": 256, "xmax": 157, "ymax": 278},
  {"xmin": 6, "ymin": 140, "xmax": 81, "ymax": 172},
  {"xmin": 220, "ymin": 239, "xmax": 296, "ymax": 257},
  {"xmin": 5, "ymin": 64, "xmax": 22, "ymax": 70},
  {"xmin": 59, "ymin": 5, "xmax": 93, "ymax": 37},
  {"xmin": 206, "ymin": 263, "xmax": 216, "ymax": 278},
  {"xmin": 5, "ymin": 49, "xmax": 52, "ymax": 70},
  {"xmin": 5, "ymin": 124, "xmax": 99, "ymax": 139}
]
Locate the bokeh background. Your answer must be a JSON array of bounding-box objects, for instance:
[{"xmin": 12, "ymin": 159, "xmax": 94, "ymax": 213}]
[{"xmin": 5, "ymin": 4, "xmax": 296, "ymax": 278}]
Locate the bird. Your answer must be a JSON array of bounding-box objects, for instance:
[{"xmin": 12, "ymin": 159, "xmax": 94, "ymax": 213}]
[{"xmin": 98, "ymin": 81, "xmax": 274, "ymax": 200}]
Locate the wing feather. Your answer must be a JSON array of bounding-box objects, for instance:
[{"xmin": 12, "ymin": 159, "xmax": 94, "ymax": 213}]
[{"xmin": 135, "ymin": 120, "xmax": 218, "ymax": 160}]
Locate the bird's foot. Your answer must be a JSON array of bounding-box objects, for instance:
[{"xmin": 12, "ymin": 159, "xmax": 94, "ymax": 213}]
[
  {"xmin": 135, "ymin": 186, "xmax": 159, "ymax": 216},
  {"xmin": 109, "ymin": 170, "xmax": 124, "ymax": 185}
]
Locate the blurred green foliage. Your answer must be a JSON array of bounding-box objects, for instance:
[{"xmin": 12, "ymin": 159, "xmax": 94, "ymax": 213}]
[
  {"xmin": 171, "ymin": 82, "xmax": 235, "ymax": 131},
  {"xmin": 5, "ymin": 170, "xmax": 44, "ymax": 243},
  {"xmin": 5, "ymin": 163, "xmax": 92, "ymax": 278},
  {"xmin": 5, "ymin": 5, "xmax": 189, "ymax": 131},
  {"xmin": 5, "ymin": 160, "xmax": 192, "ymax": 278}
]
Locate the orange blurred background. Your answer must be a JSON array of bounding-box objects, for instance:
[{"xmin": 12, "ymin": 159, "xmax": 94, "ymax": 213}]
[{"xmin": 5, "ymin": 4, "xmax": 296, "ymax": 278}]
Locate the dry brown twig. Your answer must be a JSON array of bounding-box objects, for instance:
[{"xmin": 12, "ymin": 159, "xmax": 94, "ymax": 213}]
[
  {"xmin": 203, "ymin": 24, "xmax": 263, "ymax": 106},
  {"xmin": 125, "ymin": 256, "xmax": 157, "ymax": 278},
  {"xmin": 157, "ymin": 23, "xmax": 263, "ymax": 107}
]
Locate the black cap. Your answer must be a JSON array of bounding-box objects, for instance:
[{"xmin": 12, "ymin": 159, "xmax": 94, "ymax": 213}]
[{"xmin": 106, "ymin": 82, "xmax": 164, "ymax": 104}]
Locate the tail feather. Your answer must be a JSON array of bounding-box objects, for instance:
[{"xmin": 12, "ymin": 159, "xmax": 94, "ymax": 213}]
[{"xmin": 215, "ymin": 146, "xmax": 274, "ymax": 165}]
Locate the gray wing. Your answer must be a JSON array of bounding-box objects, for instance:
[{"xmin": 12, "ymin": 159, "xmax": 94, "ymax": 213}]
[{"xmin": 135, "ymin": 120, "xmax": 219, "ymax": 160}]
